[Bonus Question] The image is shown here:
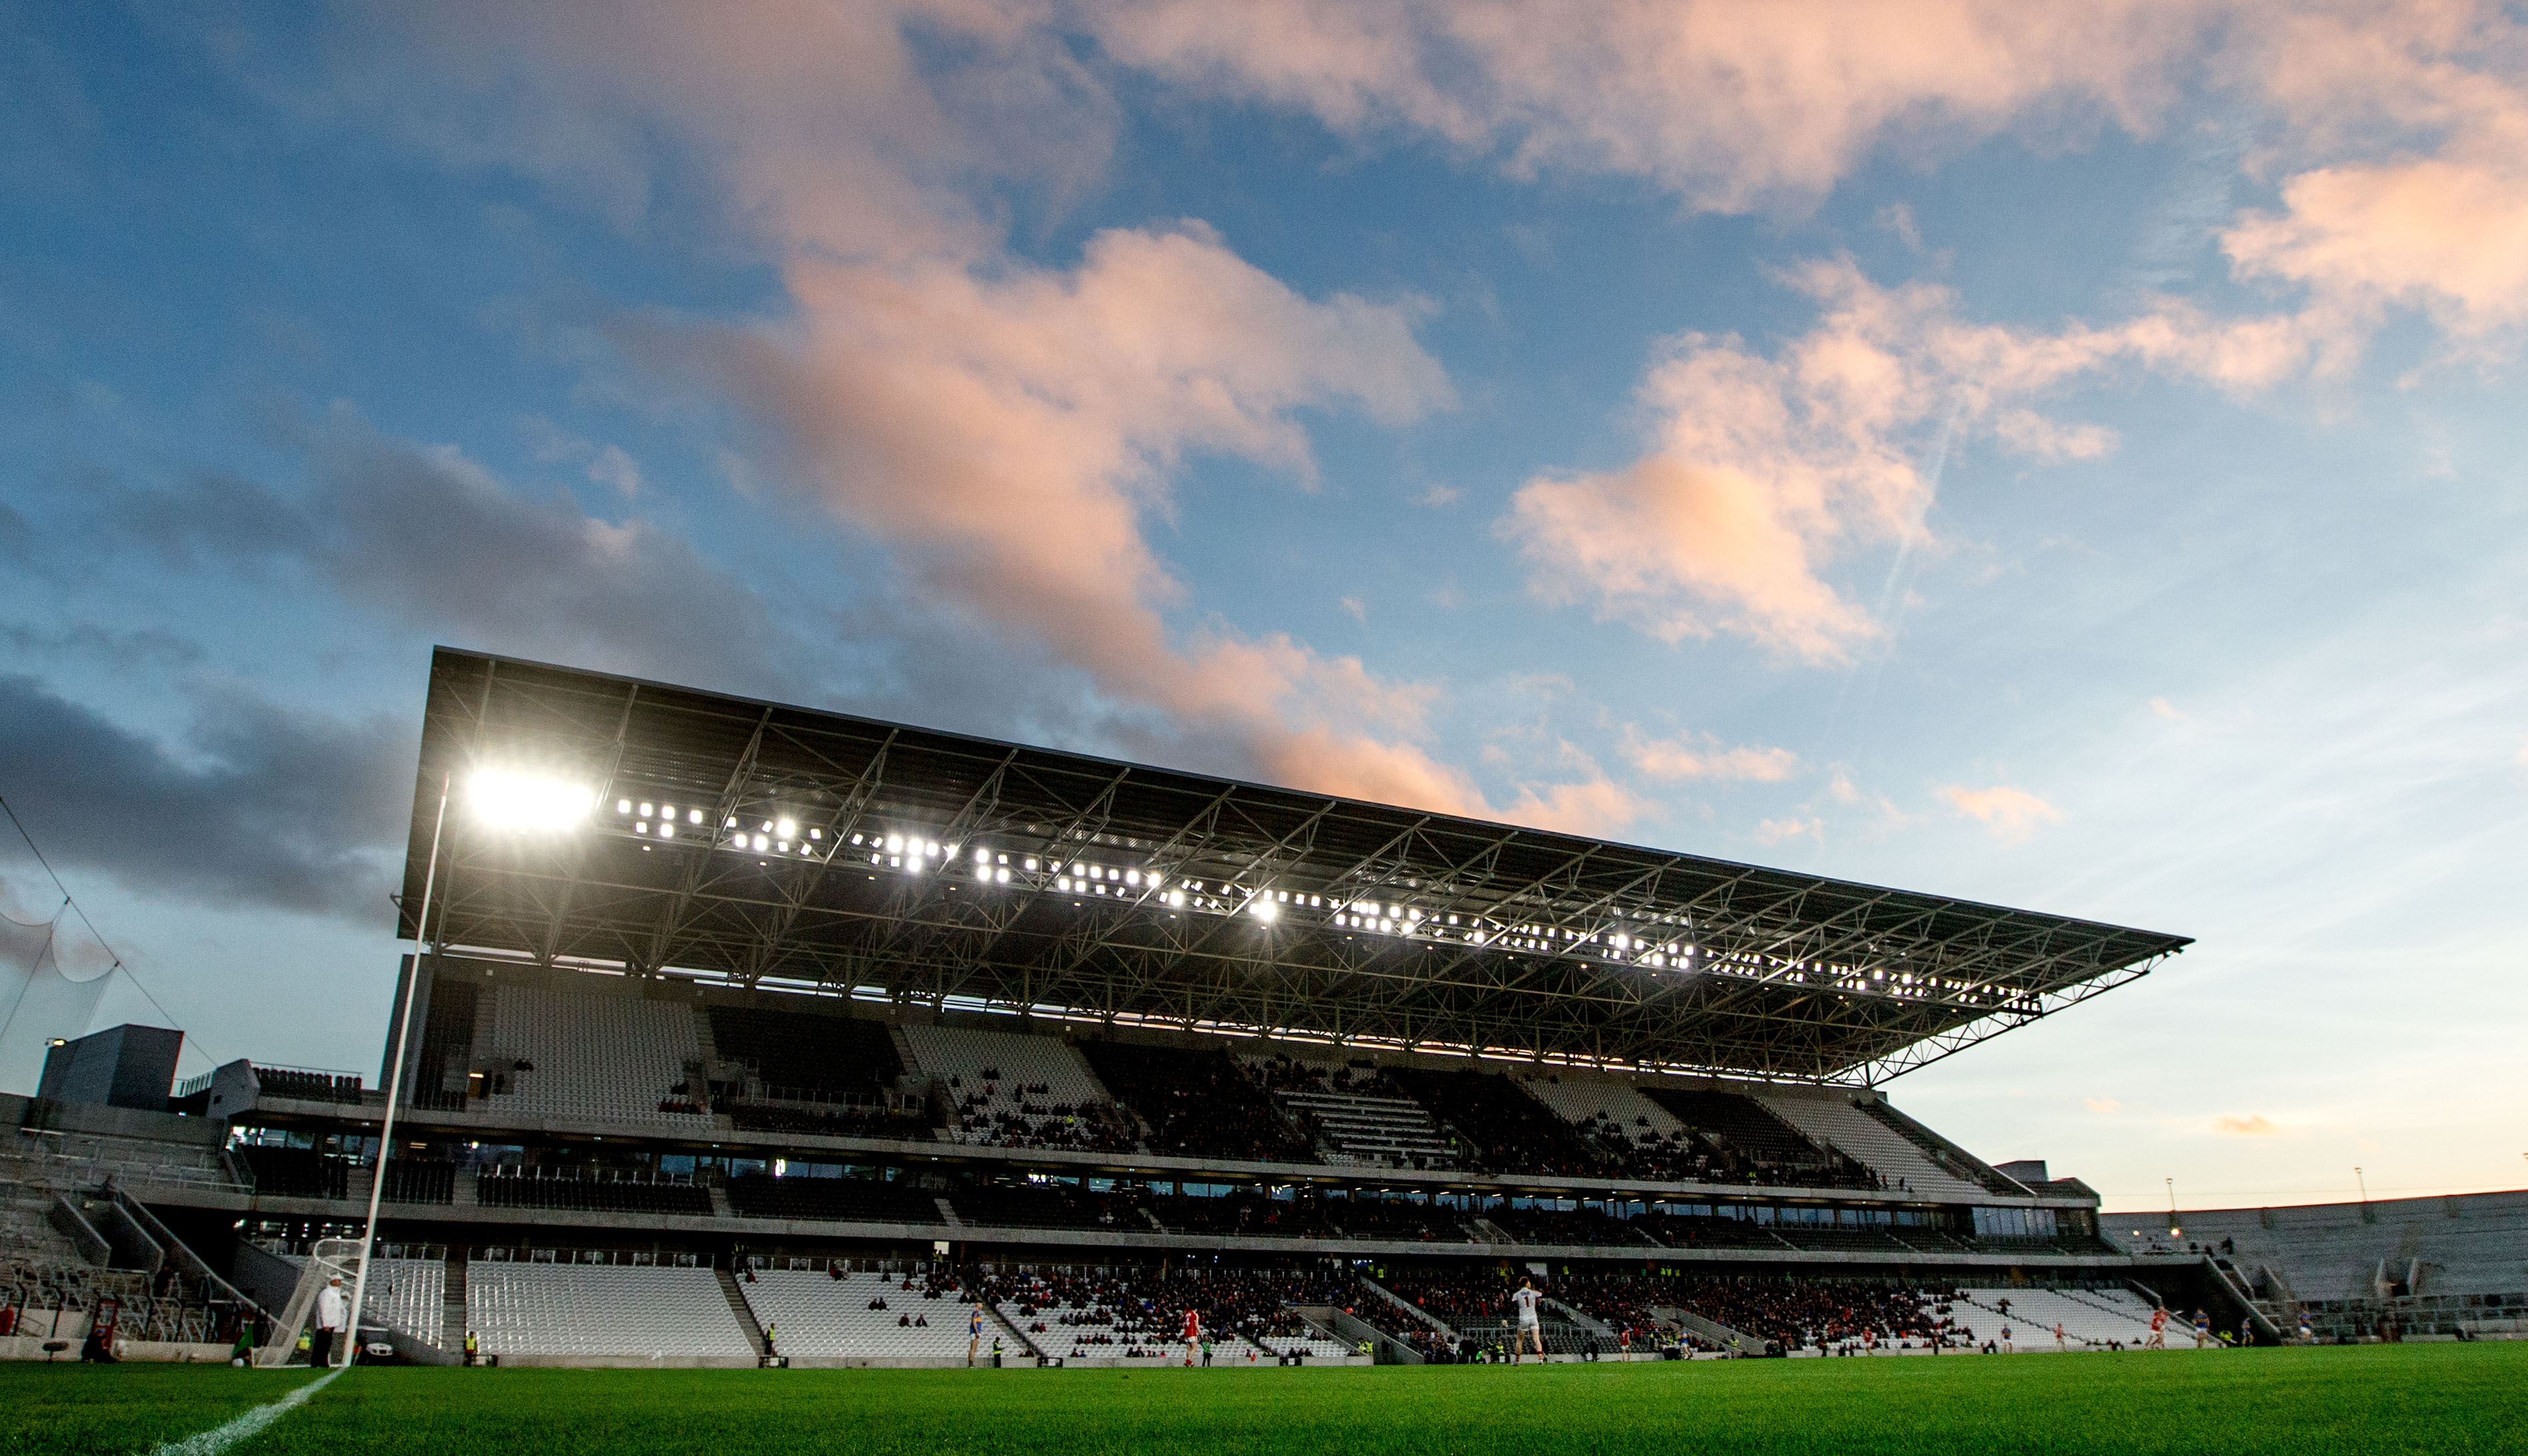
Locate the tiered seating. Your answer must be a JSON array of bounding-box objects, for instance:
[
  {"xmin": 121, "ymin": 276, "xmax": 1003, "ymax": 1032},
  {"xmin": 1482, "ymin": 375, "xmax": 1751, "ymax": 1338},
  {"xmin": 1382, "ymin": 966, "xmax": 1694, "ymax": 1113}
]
[
  {"xmin": 476, "ymin": 1167, "xmax": 712, "ymax": 1216},
  {"xmin": 1613, "ymin": 1273, "xmax": 1941, "ymax": 1352},
  {"xmin": 903, "ymin": 1025, "xmax": 1135, "ymax": 1152},
  {"xmin": 1549, "ymin": 1271, "xmax": 1680, "ymax": 1350},
  {"xmin": 1643, "ymin": 1088, "xmax": 1877, "ymax": 1189},
  {"xmin": 1514, "ymin": 1070, "xmax": 1710, "ymax": 1181},
  {"xmin": 467, "ymin": 1262, "xmax": 754, "ymax": 1357},
  {"xmin": 1248, "ymin": 1055, "xmax": 1460, "ymax": 1169},
  {"xmin": 1384, "ymin": 1069, "xmax": 1610, "ymax": 1177},
  {"xmin": 1755, "ymin": 1090, "xmax": 1987, "ymax": 1199},
  {"xmin": 735, "ymin": 1268, "xmax": 979, "ymax": 1361},
  {"xmin": 1954, "ymin": 1287, "xmax": 2161, "ymax": 1347},
  {"xmin": 1376, "ymin": 1267, "xmax": 1601, "ymax": 1355},
  {"xmin": 724, "ymin": 1173, "xmax": 944, "ymax": 1225},
  {"xmin": 357, "ymin": 1256, "xmax": 444, "ymax": 1338},
  {"xmin": 19, "ymin": 1129, "xmax": 241, "ymax": 1192},
  {"xmin": 287, "ymin": 1253, "xmax": 441, "ymax": 1337},
  {"xmin": 978, "ymin": 1265, "xmax": 1354, "ymax": 1363},
  {"xmin": 1080, "ymin": 1042, "xmax": 1314, "ymax": 1162},
  {"xmin": 950, "ymin": 1183, "xmax": 1145, "ymax": 1232},
  {"xmin": 1251, "ymin": 1323, "xmax": 1354, "ymax": 1361},
  {"xmin": 2145, "ymin": 1191, "xmax": 2528, "ymax": 1305},
  {"xmin": 477, "ymin": 983, "xmax": 715, "ymax": 1128}
]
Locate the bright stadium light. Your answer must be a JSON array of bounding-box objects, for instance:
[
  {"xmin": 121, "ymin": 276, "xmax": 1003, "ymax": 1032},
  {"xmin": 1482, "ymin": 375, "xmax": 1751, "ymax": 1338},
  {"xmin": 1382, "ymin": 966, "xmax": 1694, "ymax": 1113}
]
[
  {"xmin": 470, "ymin": 769, "xmax": 594, "ymax": 832},
  {"xmin": 1250, "ymin": 897, "xmax": 1280, "ymax": 924}
]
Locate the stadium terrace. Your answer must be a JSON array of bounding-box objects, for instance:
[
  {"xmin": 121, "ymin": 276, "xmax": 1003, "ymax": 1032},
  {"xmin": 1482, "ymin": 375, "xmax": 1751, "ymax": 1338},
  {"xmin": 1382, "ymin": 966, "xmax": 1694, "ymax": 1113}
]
[{"xmin": 17, "ymin": 649, "xmax": 2318, "ymax": 1369}]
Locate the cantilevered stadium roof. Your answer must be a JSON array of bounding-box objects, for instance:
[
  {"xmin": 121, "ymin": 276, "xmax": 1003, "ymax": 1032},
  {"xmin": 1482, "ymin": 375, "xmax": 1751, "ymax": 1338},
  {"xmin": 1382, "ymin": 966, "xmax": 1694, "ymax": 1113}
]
[{"xmin": 399, "ymin": 648, "xmax": 2187, "ymax": 1084}]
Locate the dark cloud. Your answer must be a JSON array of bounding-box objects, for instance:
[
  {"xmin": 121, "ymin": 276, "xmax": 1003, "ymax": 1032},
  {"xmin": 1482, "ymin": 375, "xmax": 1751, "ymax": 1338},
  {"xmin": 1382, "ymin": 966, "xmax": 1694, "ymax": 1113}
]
[
  {"xmin": 75, "ymin": 411, "xmax": 809, "ymax": 701},
  {"xmin": 0, "ymin": 675, "xmax": 411, "ymax": 920},
  {"xmin": 0, "ymin": 621, "xmax": 206, "ymax": 672},
  {"xmin": 295, "ymin": 418, "xmax": 800, "ymax": 696},
  {"xmin": 0, "ymin": 500, "xmax": 32, "ymax": 564}
]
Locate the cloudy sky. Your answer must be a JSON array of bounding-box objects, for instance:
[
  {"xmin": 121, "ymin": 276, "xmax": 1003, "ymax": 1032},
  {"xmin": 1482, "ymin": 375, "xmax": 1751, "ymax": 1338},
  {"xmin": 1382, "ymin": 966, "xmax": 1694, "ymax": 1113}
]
[{"xmin": 3, "ymin": 1, "xmax": 2522, "ymax": 1212}]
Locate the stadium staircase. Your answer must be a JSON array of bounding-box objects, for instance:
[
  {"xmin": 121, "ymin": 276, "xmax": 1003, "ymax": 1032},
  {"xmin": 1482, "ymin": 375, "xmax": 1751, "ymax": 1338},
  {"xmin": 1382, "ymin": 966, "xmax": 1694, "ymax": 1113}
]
[
  {"xmin": 1325, "ymin": 1307, "xmax": 1420, "ymax": 1363},
  {"xmin": 1652, "ymin": 1304, "xmax": 1764, "ymax": 1355},
  {"xmin": 1852, "ymin": 1098, "xmax": 2030, "ymax": 1197},
  {"xmin": 443, "ymin": 1248, "xmax": 468, "ymax": 1351},
  {"xmin": 1469, "ymin": 1216, "xmax": 1513, "ymax": 1244},
  {"xmin": 1542, "ymin": 1295, "xmax": 1614, "ymax": 1338},
  {"xmin": 1356, "ymin": 1274, "xmax": 1454, "ymax": 1337},
  {"xmin": 715, "ymin": 1267, "xmax": 771, "ymax": 1357}
]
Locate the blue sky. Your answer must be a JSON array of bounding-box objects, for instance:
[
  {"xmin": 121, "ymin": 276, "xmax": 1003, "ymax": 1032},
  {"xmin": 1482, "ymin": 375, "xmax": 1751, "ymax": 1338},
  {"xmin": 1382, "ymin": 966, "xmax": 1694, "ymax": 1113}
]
[{"xmin": 3, "ymin": 2, "xmax": 2523, "ymax": 1211}]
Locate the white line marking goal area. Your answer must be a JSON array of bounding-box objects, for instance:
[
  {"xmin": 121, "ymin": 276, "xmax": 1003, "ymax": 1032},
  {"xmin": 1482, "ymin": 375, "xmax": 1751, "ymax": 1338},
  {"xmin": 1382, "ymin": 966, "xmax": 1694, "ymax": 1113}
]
[{"xmin": 140, "ymin": 1366, "xmax": 345, "ymax": 1456}]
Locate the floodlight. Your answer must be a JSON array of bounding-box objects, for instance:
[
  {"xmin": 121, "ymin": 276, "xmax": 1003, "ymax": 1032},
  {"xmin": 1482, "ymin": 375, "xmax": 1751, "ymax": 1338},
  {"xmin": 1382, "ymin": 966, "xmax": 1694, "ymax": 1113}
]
[
  {"xmin": 470, "ymin": 769, "xmax": 594, "ymax": 832},
  {"xmin": 777, "ymin": 818, "xmax": 798, "ymax": 838},
  {"xmin": 1251, "ymin": 898, "xmax": 1280, "ymax": 924}
]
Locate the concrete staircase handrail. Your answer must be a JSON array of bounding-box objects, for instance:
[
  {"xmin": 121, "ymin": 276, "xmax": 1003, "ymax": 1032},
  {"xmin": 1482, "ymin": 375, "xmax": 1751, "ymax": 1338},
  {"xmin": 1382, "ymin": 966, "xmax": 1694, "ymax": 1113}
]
[
  {"xmin": 1652, "ymin": 1303, "xmax": 1762, "ymax": 1355},
  {"xmin": 46, "ymin": 1195, "xmax": 112, "ymax": 1267},
  {"xmin": 1543, "ymin": 1295, "xmax": 1614, "ymax": 1335},
  {"xmin": 107, "ymin": 1185, "xmax": 269, "ymax": 1323},
  {"xmin": 1356, "ymin": 1274, "xmax": 1456, "ymax": 1335},
  {"xmin": 1327, "ymin": 1308, "xmax": 1420, "ymax": 1364}
]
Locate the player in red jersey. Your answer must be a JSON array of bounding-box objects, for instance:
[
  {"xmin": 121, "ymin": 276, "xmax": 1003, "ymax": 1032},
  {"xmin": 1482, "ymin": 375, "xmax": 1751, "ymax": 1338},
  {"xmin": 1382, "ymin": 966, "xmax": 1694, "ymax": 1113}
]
[
  {"xmin": 2147, "ymin": 1306, "xmax": 2168, "ymax": 1350},
  {"xmin": 1183, "ymin": 1308, "xmax": 1201, "ymax": 1367}
]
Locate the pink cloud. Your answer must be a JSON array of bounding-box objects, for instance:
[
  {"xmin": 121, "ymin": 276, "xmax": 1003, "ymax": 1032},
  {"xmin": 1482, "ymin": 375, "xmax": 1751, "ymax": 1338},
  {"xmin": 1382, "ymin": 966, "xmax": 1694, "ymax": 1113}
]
[
  {"xmin": 1084, "ymin": 0, "xmax": 2211, "ymax": 212},
  {"xmin": 2211, "ymin": 1113, "xmax": 2282, "ymax": 1137},
  {"xmin": 2222, "ymin": 5, "xmax": 2528, "ymax": 343},
  {"xmin": 1498, "ymin": 259, "xmax": 2319, "ymax": 661},
  {"xmin": 1754, "ymin": 816, "xmax": 1825, "ymax": 846},
  {"xmin": 1939, "ymin": 784, "xmax": 2065, "ymax": 842},
  {"xmin": 375, "ymin": 3, "xmax": 1691, "ymax": 835},
  {"xmin": 1621, "ymin": 726, "xmax": 1800, "ymax": 783}
]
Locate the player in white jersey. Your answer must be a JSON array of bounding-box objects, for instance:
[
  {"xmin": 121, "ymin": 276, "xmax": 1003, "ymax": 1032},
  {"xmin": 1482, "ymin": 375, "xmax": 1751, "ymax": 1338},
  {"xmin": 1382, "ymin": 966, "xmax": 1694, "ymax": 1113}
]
[{"xmin": 1508, "ymin": 1279, "xmax": 1546, "ymax": 1364}]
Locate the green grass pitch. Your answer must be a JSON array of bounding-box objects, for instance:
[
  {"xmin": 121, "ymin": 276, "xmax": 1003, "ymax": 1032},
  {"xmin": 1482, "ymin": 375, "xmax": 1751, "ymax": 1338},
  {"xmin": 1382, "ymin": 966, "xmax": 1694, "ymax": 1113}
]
[{"xmin": 8, "ymin": 1344, "xmax": 2520, "ymax": 1456}]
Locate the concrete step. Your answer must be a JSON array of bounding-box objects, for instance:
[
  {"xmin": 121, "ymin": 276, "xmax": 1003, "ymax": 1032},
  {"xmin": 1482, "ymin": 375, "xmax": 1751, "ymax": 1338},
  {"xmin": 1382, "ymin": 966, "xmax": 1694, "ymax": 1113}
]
[{"xmin": 716, "ymin": 1266, "xmax": 770, "ymax": 1357}]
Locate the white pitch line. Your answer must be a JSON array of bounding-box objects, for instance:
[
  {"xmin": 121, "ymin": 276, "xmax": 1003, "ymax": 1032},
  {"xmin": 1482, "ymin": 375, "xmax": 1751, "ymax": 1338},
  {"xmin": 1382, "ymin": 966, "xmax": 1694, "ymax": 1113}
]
[{"xmin": 141, "ymin": 1365, "xmax": 345, "ymax": 1456}]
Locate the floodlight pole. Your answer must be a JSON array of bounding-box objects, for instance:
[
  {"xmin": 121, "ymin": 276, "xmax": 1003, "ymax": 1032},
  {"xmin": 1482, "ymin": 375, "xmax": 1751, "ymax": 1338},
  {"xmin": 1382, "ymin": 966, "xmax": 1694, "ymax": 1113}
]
[{"xmin": 346, "ymin": 774, "xmax": 450, "ymax": 1366}]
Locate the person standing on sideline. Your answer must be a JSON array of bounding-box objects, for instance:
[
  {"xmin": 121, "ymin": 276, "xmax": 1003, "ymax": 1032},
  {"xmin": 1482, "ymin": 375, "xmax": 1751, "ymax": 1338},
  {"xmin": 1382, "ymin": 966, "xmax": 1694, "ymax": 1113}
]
[
  {"xmin": 1999, "ymin": 1323, "xmax": 2013, "ymax": 1354},
  {"xmin": 2192, "ymin": 1310, "xmax": 2210, "ymax": 1349},
  {"xmin": 313, "ymin": 1275, "xmax": 349, "ymax": 1368},
  {"xmin": 1508, "ymin": 1279, "xmax": 1546, "ymax": 1364},
  {"xmin": 1182, "ymin": 1307, "xmax": 1201, "ymax": 1367},
  {"xmin": 2053, "ymin": 1323, "xmax": 2066, "ymax": 1351},
  {"xmin": 968, "ymin": 1303, "xmax": 985, "ymax": 1367},
  {"xmin": 2297, "ymin": 1310, "xmax": 2313, "ymax": 1344}
]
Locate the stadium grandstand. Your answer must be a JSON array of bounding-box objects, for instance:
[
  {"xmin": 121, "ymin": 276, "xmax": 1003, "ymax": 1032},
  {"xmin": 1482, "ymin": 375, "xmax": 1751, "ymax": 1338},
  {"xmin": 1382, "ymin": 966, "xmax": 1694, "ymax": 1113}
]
[{"xmin": 25, "ymin": 648, "xmax": 2509, "ymax": 1367}]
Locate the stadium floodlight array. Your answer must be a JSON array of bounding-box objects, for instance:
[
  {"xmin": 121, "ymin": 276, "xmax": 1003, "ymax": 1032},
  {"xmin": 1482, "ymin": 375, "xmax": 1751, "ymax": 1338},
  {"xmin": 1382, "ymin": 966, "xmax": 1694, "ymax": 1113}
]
[
  {"xmin": 471, "ymin": 768, "xmax": 597, "ymax": 832},
  {"xmin": 403, "ymin": 650, "xmax": 2181, "ymax": 1081},
  {"xmin": 583, "ymin": 802, "xmax": 2041, "ymax": 1016}
]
